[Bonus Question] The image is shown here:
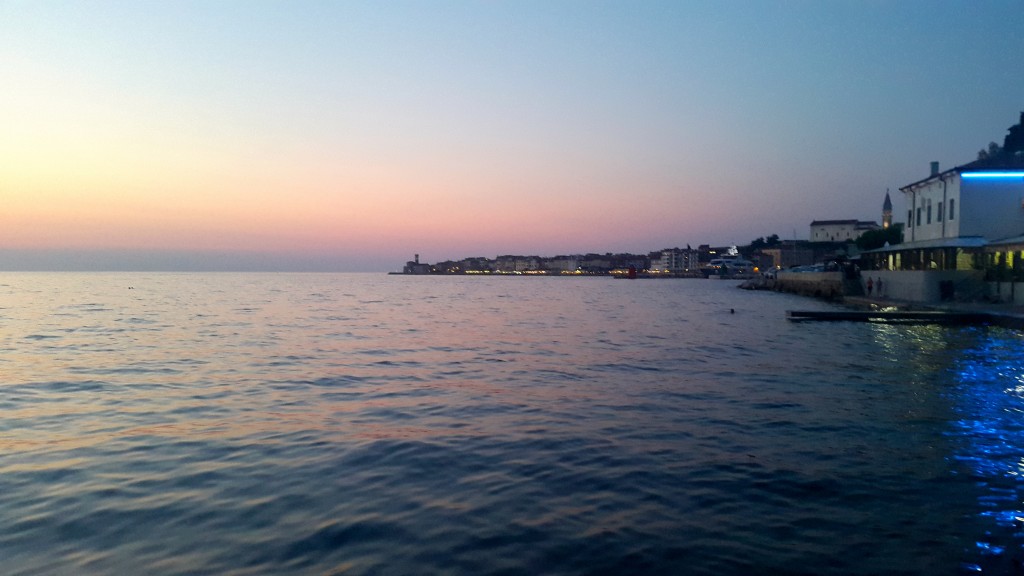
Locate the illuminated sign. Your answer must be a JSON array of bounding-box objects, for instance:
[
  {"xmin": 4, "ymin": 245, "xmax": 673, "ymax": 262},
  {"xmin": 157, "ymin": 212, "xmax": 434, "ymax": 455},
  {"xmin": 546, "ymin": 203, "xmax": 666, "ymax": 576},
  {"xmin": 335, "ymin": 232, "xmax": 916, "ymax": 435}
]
[{"xmin": 961, "ymin": 172, "xmax": 1024, "ymax": 179}]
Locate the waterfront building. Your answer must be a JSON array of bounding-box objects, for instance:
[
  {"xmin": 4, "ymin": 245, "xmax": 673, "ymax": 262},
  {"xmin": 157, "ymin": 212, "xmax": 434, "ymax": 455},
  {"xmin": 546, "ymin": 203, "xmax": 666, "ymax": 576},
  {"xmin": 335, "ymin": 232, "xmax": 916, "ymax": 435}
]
[
  {"xmin": 403, "ymin": 254, "xmax": 431, "ymax": 274},
  {"xmin": 578, "ymin": 254, "xmax": 612, "ymax": 274},
  {"xmin": 649, "ymin": 248, "xmax": 699, "ymax": 274},
  {"xmin": 860, "ymin": 111, "xmax": 1024, "ymax": 302},
  {"xmin": 458, "ymin": 257, "xmax": 494, "ymax": 273},
  {"xmin": 493, "ymin": 255, "xmax": 542, "ymax": 273},
  {"xmin": 544, "ymin": 256, "xmax": 580, "ymax": 274}
]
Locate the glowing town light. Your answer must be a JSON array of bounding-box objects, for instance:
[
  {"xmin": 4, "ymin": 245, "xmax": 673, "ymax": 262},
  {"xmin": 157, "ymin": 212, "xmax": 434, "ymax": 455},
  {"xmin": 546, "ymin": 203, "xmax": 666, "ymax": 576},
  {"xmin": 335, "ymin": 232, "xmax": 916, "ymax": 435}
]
[{"xmin": 961, "ymin": 172, "xmax": 1024, "ymax": 179}]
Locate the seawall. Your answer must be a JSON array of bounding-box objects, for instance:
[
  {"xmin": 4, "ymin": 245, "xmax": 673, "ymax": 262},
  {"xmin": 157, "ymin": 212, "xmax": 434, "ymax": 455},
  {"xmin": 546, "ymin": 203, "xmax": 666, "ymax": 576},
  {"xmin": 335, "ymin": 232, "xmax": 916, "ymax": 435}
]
[{"xmin": 771, "ymin": 271, "xmax": 845, "ymax": 300}]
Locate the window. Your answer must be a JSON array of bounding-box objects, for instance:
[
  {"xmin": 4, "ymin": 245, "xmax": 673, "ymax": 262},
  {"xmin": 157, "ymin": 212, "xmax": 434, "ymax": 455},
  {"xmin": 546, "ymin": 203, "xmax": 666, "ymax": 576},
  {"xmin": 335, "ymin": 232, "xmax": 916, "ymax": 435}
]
[
  {"xmin": 937, "ymin": 201, "xmax": 944, "ymax": 221},
  {"xmin": 908, "ymin": 210, "xmax": 913, "ymax": 227},
  {"xmin": 927, "ymin": 200, "xmax": 932, "ymax": 224},
  {"xmin": 949, "ymin": 199, "xmax": 955, "ymax": 220},
  {"xmin": 917, "ymin": 207, "xmax": 922, "ymax": 226}
]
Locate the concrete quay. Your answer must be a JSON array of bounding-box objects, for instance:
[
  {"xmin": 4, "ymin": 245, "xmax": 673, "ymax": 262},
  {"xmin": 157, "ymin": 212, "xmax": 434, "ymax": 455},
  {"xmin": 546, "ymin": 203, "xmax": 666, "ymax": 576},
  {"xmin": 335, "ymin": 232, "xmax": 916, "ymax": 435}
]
[
  {"xmin": 839, "ymin": 295, "xmax": 1024, "ymax": 330},
  {"xmin": 786, "ymin": 308, "xmax": 992, "ymax": 324}
]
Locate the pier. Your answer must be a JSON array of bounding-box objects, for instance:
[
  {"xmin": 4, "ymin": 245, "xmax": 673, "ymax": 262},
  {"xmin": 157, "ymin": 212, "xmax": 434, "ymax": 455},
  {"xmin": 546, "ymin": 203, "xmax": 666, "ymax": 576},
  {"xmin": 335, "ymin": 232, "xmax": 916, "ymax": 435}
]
[
  {"xmin": 786, "ymin": 310, "xmax": 992, "ymax": 324},
  {"xmin": 786, "ymin": 307, "xmax": 1024, "ymax": 330}
]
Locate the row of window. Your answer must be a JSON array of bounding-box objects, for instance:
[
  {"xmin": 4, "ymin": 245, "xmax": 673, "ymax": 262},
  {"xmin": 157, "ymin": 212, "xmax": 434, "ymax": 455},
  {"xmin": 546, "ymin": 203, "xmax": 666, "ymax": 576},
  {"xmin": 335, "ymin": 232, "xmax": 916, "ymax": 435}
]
[
  {"xmin": 908, "ymin": 198, "xmax": 955, "ymax": 228},
  {"xmin": 861, "ymin": 247, "xmax": 976, "ymax": 271},
  {"xmin": 862, "ymin": 248, "xmax": 1024, "ymax": 281},
  {"xmin": 987, "ymin": 251, "xmax": 1024, "ymax": 282},
  {"xmin": 813, "ymin": 230, "xmax": 854, "ymax": 240}
]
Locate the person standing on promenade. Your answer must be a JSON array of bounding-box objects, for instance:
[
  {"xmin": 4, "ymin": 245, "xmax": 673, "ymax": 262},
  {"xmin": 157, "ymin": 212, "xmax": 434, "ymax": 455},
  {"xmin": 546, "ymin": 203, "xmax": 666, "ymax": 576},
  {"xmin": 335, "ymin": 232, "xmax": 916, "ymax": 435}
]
[
  {"xmin": 876, "ymin": 277, "xmax": 883, "ymax": 297},
  {"xmin": 866, "ymin": 277, "xmax": 874, "ymax": 296}
]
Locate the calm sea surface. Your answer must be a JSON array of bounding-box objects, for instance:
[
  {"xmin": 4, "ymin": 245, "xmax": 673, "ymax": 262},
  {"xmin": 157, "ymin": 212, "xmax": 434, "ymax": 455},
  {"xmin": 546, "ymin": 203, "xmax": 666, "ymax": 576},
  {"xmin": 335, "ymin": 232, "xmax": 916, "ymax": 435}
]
[{"xmin": 3, "ymin": 273, "xmax": 1024, "ymax": 575}]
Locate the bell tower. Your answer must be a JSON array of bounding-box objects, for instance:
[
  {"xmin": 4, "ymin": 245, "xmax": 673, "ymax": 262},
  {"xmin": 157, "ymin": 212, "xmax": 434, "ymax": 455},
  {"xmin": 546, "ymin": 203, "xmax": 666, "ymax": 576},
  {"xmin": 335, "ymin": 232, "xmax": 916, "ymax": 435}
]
[{"xmin": 882, "ymin": 190, "xmax": 893, "ymax": 229}]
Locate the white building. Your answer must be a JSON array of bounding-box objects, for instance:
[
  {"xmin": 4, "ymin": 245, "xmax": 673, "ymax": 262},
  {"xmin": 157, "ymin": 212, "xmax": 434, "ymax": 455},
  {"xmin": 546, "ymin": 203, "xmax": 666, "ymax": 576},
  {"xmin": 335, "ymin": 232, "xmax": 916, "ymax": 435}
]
[
  {"xmin": 810, "ymin": 220, "xmax": 879, "ymax": 242},
  {"xmin": 649, "ymin": 248, "xmax": 699, "ymax": 273},
  {"xmin": 861, "ymin": 111, "xmax": 1024, "ymax": 302},
  {"xmin": 902, "ymin": 162, "xmax": 1024, "ymax": 243},
  {"xmin": 493, "ymin": 255, "xmax": 541, "ymax": 272},
  {"xmin": 544, "ymin": 256, "xmax": 580, "ymax": 273}
]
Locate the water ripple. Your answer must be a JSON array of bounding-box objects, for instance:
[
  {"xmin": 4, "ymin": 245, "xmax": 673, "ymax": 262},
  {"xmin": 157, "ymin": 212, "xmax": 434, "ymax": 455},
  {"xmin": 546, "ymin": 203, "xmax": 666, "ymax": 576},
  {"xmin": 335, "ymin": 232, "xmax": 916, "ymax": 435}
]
[{"xmin": 0, "ymin": 273, "xmax": 1000, "ymax": 575}]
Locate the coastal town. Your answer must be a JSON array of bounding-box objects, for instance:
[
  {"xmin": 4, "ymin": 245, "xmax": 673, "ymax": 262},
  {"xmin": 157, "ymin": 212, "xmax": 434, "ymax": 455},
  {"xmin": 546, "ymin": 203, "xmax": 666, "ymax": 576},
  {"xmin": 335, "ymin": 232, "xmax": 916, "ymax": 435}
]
[
  {"xmin": 399, "ymin": 235, "xmax": 860, "ymax": 280},
  {"xmin": 400, "ymin": 111, "xmax": 1024, "ymax": 308}
]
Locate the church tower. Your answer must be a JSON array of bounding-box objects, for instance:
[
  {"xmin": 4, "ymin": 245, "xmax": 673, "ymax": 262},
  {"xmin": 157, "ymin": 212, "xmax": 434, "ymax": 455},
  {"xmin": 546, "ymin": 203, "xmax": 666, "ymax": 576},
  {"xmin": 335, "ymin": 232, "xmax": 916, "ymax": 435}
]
[{"xmin": 882, "ymin": 190, "xmax": 893, "ymax": 229}]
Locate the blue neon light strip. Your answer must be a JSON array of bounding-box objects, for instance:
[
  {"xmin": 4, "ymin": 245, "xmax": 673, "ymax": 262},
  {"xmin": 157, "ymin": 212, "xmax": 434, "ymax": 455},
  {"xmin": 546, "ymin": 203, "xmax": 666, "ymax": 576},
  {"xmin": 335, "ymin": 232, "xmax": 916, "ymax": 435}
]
[{"xmin": 961, "ymin": 172, "xmax": 1024, "ymax": 179}]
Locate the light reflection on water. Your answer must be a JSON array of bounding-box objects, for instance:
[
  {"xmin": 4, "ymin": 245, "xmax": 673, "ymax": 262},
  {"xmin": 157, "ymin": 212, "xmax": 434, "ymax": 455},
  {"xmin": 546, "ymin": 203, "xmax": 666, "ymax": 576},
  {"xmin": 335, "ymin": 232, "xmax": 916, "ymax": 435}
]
[
  {"xmin": 0, "ymin": 272, "xmax": 1020, "ymax": 574},
  {"xmin": 946, "ymin": 327, "xmax": 1024, "ymax": 573}
]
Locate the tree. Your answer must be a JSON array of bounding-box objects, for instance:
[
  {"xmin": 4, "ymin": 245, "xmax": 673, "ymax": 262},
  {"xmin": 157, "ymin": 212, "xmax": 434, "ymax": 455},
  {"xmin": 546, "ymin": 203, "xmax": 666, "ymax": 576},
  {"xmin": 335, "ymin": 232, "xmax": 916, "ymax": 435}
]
[
  {"xmin": 748, "ymin": 234, "xmax": 781, "ymax": 251},
  {"xmin": 978, "ymin": 141, "xmax": 1002, "ymax": 160},
  {"xmin": 856, "ymin": 225, "xmax": 903, "ymax": 251}
]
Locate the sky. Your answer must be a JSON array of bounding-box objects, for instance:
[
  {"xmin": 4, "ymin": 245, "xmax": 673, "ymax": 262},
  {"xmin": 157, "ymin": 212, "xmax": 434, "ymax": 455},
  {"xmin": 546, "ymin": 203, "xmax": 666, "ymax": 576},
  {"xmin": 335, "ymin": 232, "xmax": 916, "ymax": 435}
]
[{"xmin": 2, "ymin": 1, "xmax": 1023, "ymax": 271}]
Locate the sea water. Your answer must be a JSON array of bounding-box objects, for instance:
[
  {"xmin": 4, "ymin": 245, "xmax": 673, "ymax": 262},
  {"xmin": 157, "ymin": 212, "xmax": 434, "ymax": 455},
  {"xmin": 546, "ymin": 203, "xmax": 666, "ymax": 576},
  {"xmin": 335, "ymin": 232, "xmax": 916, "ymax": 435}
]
[{"xmin": 1, "ymin": 272, "xmax": 1023, "ymax": 575}]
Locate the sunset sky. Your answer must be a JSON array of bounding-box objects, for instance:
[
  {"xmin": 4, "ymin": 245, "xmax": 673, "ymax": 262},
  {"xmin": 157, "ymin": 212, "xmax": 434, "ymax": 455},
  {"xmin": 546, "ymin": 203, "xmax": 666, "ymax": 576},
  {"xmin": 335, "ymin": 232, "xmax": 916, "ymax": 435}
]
[{"xmin": 2, "ymin": 1, "xmax": 1023, "ymax": 271}]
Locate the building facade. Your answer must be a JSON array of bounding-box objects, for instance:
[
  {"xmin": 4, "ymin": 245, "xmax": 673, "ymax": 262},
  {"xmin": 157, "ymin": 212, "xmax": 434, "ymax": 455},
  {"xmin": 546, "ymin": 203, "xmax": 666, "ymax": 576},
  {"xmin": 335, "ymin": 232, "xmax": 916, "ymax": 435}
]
[
  {"xmin": 761, "ymin": 243, "xmax": 815, "ymax": 269},
  {"xmin": 649, "ymin": 248, "xmax": 699, "ymax": 273},
  {"xmin": 402, "ymin": 254, "xmax": 432, "ymax": 274},
  {"xmin": 902, "ymin": 163, "xmax": 1024, "ymax": 244},
  {"xmin": 810, "ymin": 220, "xmax": 879, "ymax": 242},
  {"xmin": 544, "ymin": 256, "xmax": 580, "ymax": 273}
]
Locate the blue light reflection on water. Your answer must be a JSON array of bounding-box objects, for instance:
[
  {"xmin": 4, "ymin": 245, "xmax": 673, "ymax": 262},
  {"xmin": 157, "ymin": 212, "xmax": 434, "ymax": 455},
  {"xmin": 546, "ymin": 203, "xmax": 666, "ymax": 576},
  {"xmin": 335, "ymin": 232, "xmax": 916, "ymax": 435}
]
[{"xmin": 949, "ymin": 327, "xmax": 1024, "ymax": 572}]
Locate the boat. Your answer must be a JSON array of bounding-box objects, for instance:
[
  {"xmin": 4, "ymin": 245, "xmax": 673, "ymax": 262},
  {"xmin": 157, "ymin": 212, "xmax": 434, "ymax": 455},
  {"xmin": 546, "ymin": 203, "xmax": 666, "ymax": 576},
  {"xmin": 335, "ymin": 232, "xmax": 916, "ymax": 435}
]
[{"xmin": 703, "ymin": 255, "xmax": 756, "ymax": 279}]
